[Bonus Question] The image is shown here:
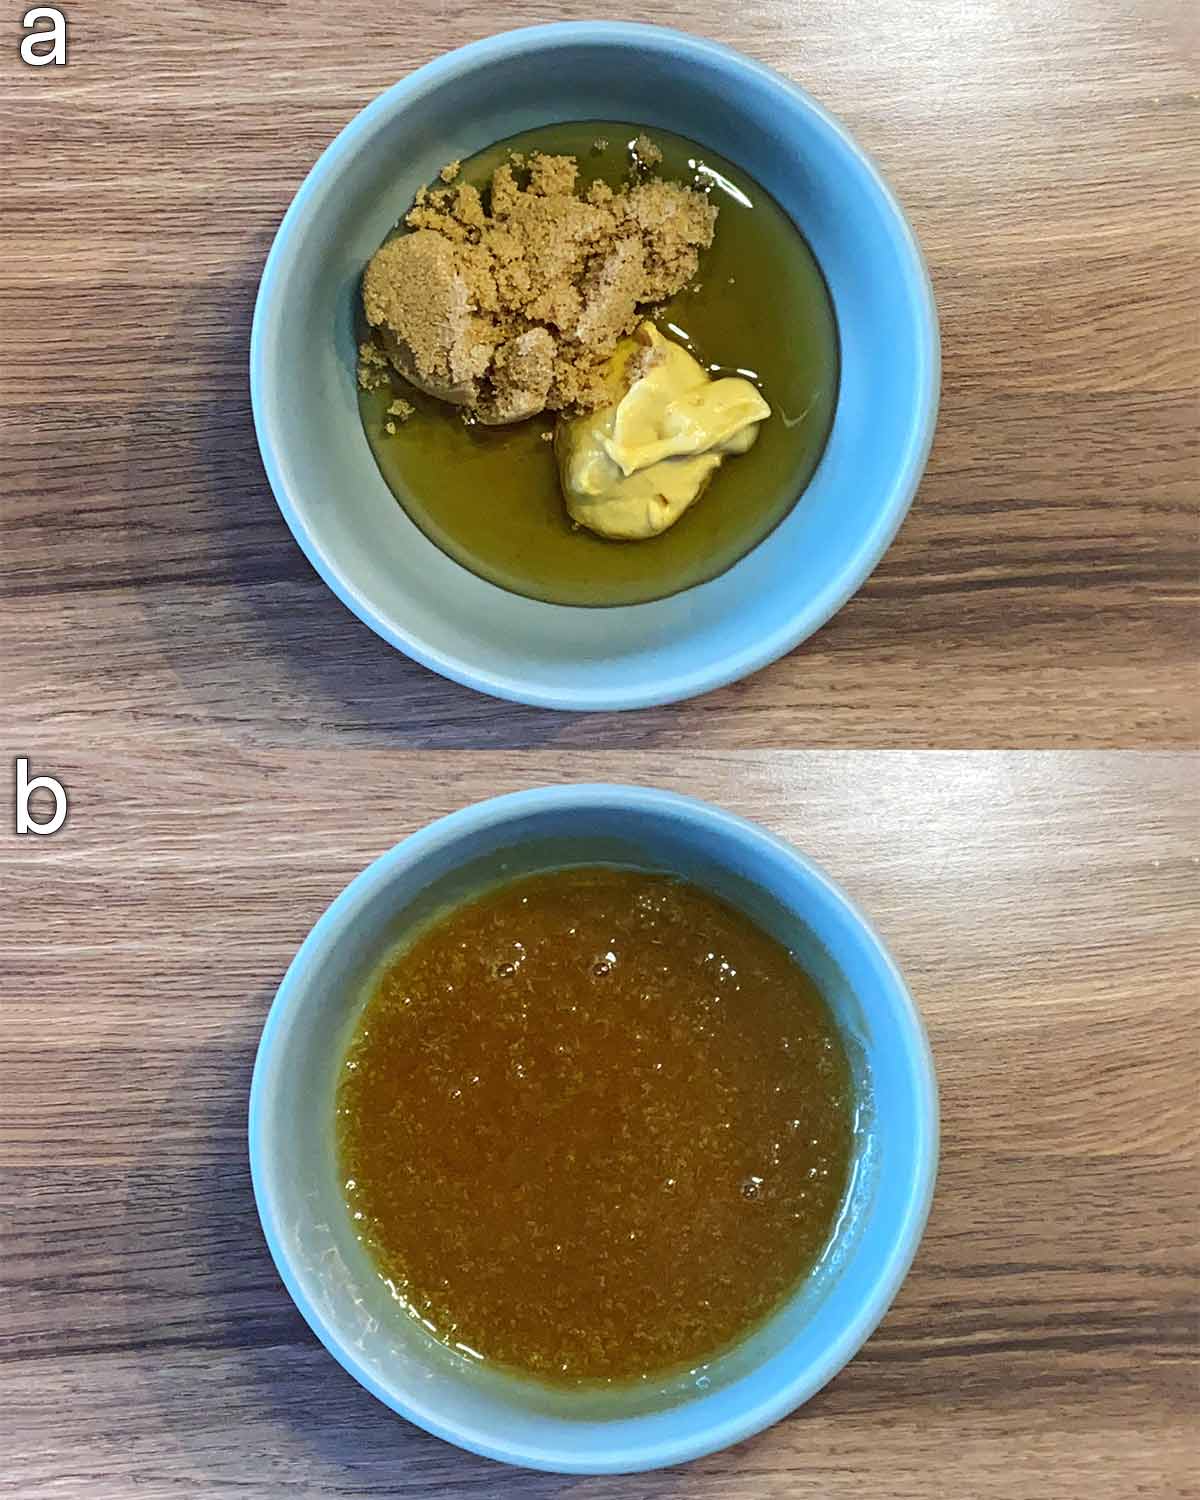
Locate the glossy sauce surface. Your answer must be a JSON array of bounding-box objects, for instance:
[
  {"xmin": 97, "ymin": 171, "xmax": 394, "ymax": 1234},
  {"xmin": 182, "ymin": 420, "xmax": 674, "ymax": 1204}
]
[
  {"xmin": 357, "ymin": 122, "xmax": 839, "ymax": 606},
  {"xmin": 337, "ymin": 867, "xmax": 853, "ymax": 1386}
]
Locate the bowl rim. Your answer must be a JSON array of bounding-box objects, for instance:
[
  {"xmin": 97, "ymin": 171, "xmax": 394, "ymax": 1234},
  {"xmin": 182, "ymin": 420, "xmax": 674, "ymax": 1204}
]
[
  {"xmin": 247, "ymin": 784, "xmax": 940, "ymax": 1473},
  {"xmin": 249, "ymin": 21, "xmax": 941, "ymax": 712}
]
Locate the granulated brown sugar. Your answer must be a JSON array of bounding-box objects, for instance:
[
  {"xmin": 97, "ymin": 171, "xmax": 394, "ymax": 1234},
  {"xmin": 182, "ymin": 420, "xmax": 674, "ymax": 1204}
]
[
  {"xmin": 356, "ymin": 339, "xmax": 391, "ymax": 392},
  {"xmin": 383, "ymin": 396, "xmax": 414, "ymax": 434},
  {"xmin": 360, "ymin": 144, "xmax": 717, "ymax": 425},
  {"xmin": 631, "ymin": 132, "xmax": 663, "ymax": 168}
]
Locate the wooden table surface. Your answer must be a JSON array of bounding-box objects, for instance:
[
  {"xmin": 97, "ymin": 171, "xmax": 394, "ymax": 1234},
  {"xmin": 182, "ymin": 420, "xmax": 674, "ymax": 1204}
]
[
  {"xmin": 3, "ymin": 751, "xmax": 1196, "ymax": 1498},
  {"xmin": 2, "ymin": 1, "xmax": 1197, "ymax": 1496},
  {"xmin": 2, "ymin": 0, "xmax": 1197, "ymax": 749}
]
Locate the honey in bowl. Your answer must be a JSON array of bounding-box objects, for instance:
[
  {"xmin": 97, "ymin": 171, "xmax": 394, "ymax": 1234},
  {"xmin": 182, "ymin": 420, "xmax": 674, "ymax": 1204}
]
[
  {"xmin": 337, "ymin": 867, "xmax": 854, "ymax": 1388},
  {"xmin": 356, "ymin": 122, "xmax": 839, "ymax": 607}
]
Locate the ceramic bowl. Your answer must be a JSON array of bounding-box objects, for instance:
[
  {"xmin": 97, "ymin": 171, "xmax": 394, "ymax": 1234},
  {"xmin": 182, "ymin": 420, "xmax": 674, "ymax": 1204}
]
[
  {"xmin": 248, "ymin": 785, "xmax": 938, "ymax": 1473},
  {"xmin": 250, "ymin": 23, "xmax": 938, "ymax": 710}
]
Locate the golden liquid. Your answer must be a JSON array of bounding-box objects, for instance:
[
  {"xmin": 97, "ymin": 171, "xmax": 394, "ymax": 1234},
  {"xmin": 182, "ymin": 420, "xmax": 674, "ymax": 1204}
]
[
  {"xmin": 337, "ymin": 868, "xmax": 854, "ymax": 1387},
  {"xmin": 357, "ymin": 123, "xmax": 839, "ymax": 607}
]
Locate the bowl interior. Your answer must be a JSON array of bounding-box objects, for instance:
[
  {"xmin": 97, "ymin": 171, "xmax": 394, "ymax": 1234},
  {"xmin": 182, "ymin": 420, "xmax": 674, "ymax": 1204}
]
[
  {"xmin": 252, "ymin": 25, "xmax": 937, "ymax": 709},
  {"xmin": 250, "ymin": 790, "xmax": 936, "ymax": 1472}
]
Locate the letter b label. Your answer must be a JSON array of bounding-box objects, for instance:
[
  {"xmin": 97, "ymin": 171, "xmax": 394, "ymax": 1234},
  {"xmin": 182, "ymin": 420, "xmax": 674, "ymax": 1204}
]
[{"xmin": 15, "ymin": 757, "xmax": 68, "ymax": 835}]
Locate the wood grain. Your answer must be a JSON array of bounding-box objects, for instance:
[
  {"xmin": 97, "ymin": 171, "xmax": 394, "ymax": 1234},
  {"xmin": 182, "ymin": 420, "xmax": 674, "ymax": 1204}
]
[
  {"xmin": 1, "ymin": 0, "xmax": 1198, "ymax": 1492},
  {"xmin": 2, "ymin": 0, "xmax": 1197, "ymax": 748},
  {"xmin": 2, "ymin": 751, "xmax": 1196, "ymax": 1498}
]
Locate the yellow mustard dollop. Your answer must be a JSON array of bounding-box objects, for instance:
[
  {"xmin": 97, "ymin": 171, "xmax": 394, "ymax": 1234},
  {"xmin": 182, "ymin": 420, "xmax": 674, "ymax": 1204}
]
[{"xmin": 555, "ymin": 324, "xmax": 771, "ymax": 540}]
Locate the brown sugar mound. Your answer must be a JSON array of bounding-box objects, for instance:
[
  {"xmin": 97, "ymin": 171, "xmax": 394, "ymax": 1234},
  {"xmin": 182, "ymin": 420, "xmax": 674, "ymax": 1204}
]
[{"xmin": 360, "ymin": 147, "xmax": 717, "ymax": 425}]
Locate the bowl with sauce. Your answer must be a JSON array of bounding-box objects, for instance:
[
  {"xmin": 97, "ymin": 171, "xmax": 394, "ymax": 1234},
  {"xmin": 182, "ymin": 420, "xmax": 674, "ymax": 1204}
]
[
  {"xmin": 250, "ymin": 22, "xmax": 939, "ymax": 708},
  {"xmin": 249, "ymin": 785, "xmax": 938, "ymax": 1472}
]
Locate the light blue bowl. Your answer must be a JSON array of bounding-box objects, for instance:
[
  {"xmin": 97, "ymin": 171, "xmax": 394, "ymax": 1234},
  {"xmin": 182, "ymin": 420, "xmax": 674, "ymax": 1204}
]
[
  {"xmin": 250, "ymin": 23, "xmax": 938, "ymax": 711},
  {"xmin": 249, "ymin": 785, "xmax": 938, "ymax": 1473}
]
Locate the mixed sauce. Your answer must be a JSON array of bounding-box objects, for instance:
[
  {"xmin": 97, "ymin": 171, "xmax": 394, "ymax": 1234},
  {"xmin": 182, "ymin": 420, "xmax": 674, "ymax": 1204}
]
[{"xmin": 337, "ymin": 866, "xmax": 854, "ymax": 1387}]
